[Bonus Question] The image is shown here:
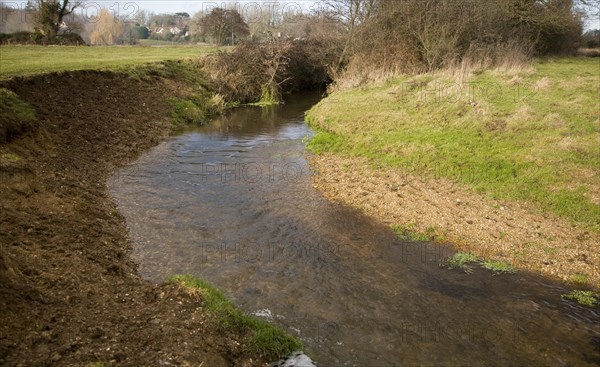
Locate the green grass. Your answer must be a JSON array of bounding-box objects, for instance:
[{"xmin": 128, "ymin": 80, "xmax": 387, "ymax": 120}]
[
  {"xmin": 480, "ymin": 259, "xmax": 516, "ymax": 274},
  {"xmin": 441, "ymin": 252, "xmax": 517, "ymax": 275},
  {"xmin": 168, "ymin": 96, "xmax": 213, "ymax": 128},
  {"xmin": 0, "ymin": 88, "xmax": 37, "ymax": 142},
  {"xmin": 0, "ymin": 152, "xmax": 20, "ymax": 162},
  {"xmin": 136, "ymin": 39, "xmax": 182, "ymax": 46},
  {"xmin": 0, "ymin": 88, "xmax": 36, "ymax": 123},
  {"xmin": 119, "ymin": 59, "xmax": 223, "ymax": 130},
  {"xmin": 571, "ymin": 273, "xmax": 589, "ymax": 284},
  {"xmin": 169, "ymin": 275, "xmax": 302, "ymax": 361},
  {"xmin": 248, "ymin": 85, "xmax": 281, "ymax": 106},
  {"xmin": 307, "ymin": 58, "xmax": 600, "ymax": 231},
  {"xmin": 391, "ymin": 223, "xmax": 444, "ymax": 242},
  {"xmin": 0, "ymin": 45, "xmax": 218, "ymax": 78},
  {"xmin": 561, "ymin": 290, "xmax": 600, "ymax": 307},
  {"xmin": 441, "ymin": 252, "xmax": 481, "ymax": 274}
]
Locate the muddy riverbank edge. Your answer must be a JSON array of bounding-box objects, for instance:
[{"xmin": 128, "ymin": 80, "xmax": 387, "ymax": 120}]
[{"xmin": 0, "ymin": 68, "xmax": 294, "ymax": 366}]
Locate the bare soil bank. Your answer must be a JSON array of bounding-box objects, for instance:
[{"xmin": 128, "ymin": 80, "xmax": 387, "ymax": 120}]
[
  {"xmin": 0, "ymin": 71, "xmax": 261, "ymax": 366},
  {"xmin": 310, "ymin": 154, "xmax": 599, "ymax": 288}
]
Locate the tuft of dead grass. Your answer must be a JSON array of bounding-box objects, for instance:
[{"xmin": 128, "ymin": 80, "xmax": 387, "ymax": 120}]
[
  {"xmin": 576, "ymin": 48, "xmax": 600, "ymax": 57},
  {"xmin": 535, "ymin": 77, "xmax": 551, "ymax": 91}
]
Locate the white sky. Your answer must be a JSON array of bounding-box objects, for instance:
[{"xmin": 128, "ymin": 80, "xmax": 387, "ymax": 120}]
[
  {"xmin": 1, "ymin": 1, "xmax": 598, "ymax": 29},
  {"xmin": 125, "ymin": 1, "xmax": 318, "ymax": 15}
]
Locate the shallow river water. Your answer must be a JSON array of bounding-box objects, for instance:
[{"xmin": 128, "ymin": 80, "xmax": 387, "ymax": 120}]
[{"xmin": 109, "ymin": 92, "xmax": 599, "ymax": 366}]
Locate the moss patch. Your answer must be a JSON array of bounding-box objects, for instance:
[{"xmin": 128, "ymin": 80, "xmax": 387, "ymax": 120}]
[{"xmin": 0, "ymin": 88, "xmax": 37, "ymax": 143}]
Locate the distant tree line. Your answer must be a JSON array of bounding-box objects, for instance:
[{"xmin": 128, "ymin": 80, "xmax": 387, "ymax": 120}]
[
  {"xmin": 0, "ymin": 0, "xmax": 596, "ymax": 64},
  {"xmin": 322, "ymin": 0, "xmax": 593, "ymax": 76}
]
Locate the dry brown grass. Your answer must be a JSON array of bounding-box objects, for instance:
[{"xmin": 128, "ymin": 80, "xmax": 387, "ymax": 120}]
[
  {"xmin": 576, "ymin": 48, "xmax": 600, "ymax": 57},
  {"xmin": 329, "ymin": 59, "xmax": 408, "ymax": 91},
  {"xmin": 535, "ymin": 77, "xmax": 552, "ymax": 91},
  {"xmin": 331, "ymin": 41, "xmax": 535, "ymax": 91}
]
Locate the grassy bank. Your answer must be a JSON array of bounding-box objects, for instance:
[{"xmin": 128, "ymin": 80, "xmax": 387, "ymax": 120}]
[
  {"xmin": 0, "ymin": 45, "xmax": 218, "ymax": 78},
  {"xmin": 170, "ymin": 275, "xmax": 302, "ymax": 360},
  {"xmin": 307, "ymin": 58, "xmax": 599, "ymax": 231}
]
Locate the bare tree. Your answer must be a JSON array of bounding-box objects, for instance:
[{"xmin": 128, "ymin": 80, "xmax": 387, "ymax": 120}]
[
  {"xmin": 194, "ymin": 7, "xmax": 249, "ymax": 46},
  {"xmin": 262, "ymin": 41, "xmax": 292, "ymax": 101},
  {"xmin": 321, "ymin": 0, "xmax": 377, "ymax": 69},
  {"xmin": 90, "ymin": 8, "xmax": 125, "ymax": 45},
  {"xmin": 31, "ymin": 0, "xmax": 82, "ymax": 39}
]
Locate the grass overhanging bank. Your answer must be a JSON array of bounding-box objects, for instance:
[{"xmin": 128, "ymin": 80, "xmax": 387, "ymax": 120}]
[
  {"xmin": 0, "ymin": 60, "xmax": 302, "ymax": 365},
  {"xmin": 306, "ymin": 57, "xmax": 600, "ymax": 288}
]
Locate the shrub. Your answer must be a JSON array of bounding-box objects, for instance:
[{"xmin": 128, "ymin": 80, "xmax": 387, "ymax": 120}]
[
  {"xmin": 202, "ymin": 38, "xmax": 340, "ymax": 104},
  {"xmin": 0, "ymin": 31, "xmax": 85, "ymax": 45},
  {"xmin": 331, "ymin": 0, "xmax": 583, "ymax": 88}
]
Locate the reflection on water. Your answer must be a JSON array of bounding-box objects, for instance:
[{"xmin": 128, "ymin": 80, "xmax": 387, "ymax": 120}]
[{"xmin": 109, "ymin": 91, "xmax": 600, "ymax": 366}]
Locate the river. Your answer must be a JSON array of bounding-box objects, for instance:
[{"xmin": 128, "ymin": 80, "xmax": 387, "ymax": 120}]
[{"xmin": 109, "ymin": 91, "xmax": 599, "ymax": 366}]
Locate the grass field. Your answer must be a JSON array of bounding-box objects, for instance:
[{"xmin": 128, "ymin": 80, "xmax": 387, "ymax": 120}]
[
  {"xmin": 0, "ymin": 45, "xmax": 219, "ymax": 78},
  {"xmin": 307, "ymin": 58, "xmax": 600, "ymax": 230}
]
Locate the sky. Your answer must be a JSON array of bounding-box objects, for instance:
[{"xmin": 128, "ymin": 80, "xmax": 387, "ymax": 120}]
[
  {"xmin": 63, "ymin": 1, "xmax": 319, "ymax": 21},
  {"xmin": 1, "ymin": 0, "xmax": 598, "ymax": 30},
  {"xmin": 108, "ymin": 0, "xmax": 599, "ymax": 30},
  {"xmin": 125, "ymin": 0, "xmax": 318, "ymax": 15}
]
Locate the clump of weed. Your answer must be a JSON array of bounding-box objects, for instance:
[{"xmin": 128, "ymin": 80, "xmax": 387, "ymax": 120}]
[
  {"xmin": 0, "ymin": 152, "xmax": 20, "ymax": 163},
  {"xmin": 561, "ymin": 290, "xmax": 599, "ymax": 307},
  {"xmin": 249, "ymin": 85, "xmax": 280, "ymax": 107},
  {"xmin": 571, "ymin": 273, "xmax": 588, "ymax": 284},
  {"xmin": 441, "ymin": 253, "xmax": 517, "ymax": 275},
  {"xmin": 481, "ymin": 259, "xmax": 516, "ymax": 274},
  {"xmin": 169, "ymin": 274, "xmax": 302, "ymax": 361},
  {"xmin": 168, "ymin": 94, "xmax": 224, "ymax": 128},
  {"xmin": 391, "ymin": 224, "xmax": 444, "ymax": 242},
  {"xmin": 441, "ymin": 252, "xmax": 481, "ymax": 274}
]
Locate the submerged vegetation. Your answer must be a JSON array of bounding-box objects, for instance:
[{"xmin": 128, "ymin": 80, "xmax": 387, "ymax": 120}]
[
  {"xmin": 441, "ymin": 252, "xmax": 516, "ymax": 275},
  {"xmin": 441, "ymin": 252, "xmax": 482, "ymax": 274},
  {"xmin": 169, "ymin": 275, "xmax": 302, "ymax": 360},
  {"xmin": 481, "ymin": 259, "xmax": 517, "ymax": 274},
  {"xmin": 391, "ymin": 224, "xmax": 445, "ymax": 242},
  {"xmin": 561, "ymin": 290, "xmax": 600, "ymax": 307}
]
